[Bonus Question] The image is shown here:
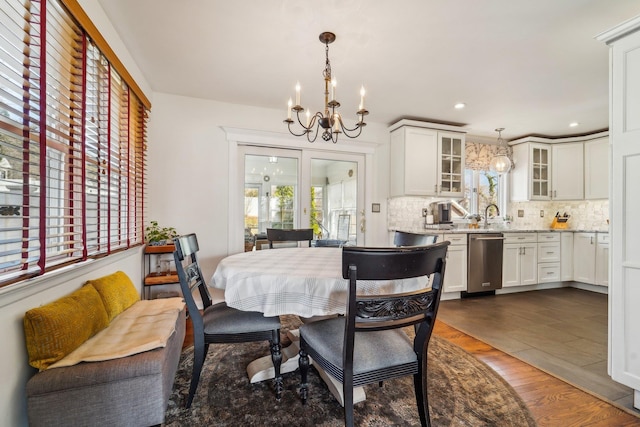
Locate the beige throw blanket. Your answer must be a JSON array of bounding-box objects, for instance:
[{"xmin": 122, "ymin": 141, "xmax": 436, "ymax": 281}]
[{"xmin": 48, "ymin": 297, "xmax": 185, "ymax": 369}]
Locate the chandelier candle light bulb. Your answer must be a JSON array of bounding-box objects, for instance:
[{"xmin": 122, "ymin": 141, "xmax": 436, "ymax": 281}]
[{"xmin": 284, "ymin": 31, "xmax": 369, "ymax": 143}]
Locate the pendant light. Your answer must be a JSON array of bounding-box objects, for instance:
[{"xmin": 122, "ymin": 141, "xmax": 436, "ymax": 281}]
[{"xmin": 489, "ymin": 128, "xmax": 512, "ymax": 174}]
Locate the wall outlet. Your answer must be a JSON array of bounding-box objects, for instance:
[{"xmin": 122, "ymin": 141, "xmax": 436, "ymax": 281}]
[
  {"xmin": 540, "ymin": 210, "xmax": 545, "ymax": 217},
  {"xmin": 518, "ymin": 209, "xmax": 524, "ymax": 218},
  {"xmin": 422, "ymin": 208, "xmax": 429, "ymax": 217}
]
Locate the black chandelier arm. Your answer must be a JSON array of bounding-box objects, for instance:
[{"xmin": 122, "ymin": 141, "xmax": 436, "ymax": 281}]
[{"xmin": 335, "ymin": 115, "xmax": 367, "ymax": 138}]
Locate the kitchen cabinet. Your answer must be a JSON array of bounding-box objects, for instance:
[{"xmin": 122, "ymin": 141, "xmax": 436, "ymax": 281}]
[
  {"xmin": 560, "ymin": 232, "xmax": 574, "ymax": 281},
  {"xmin": 389, "ymin": 121, "xmax": 465, "ymax": 197},
  {"xmin": 440, "ymin": 233, "xmax": 467, "ymax": 293},
  {"xmin": 595, "ymin": 233, "xmax": 609, "ymax": 286},
  {"xmin": 551, "ymin": 142, "xmax": 584, "ymax": 200},
  {"xmin": 573, "ymin": 232, "xmax": 596, "ymax": 284},
  {"xmin": 584, "ymin": 137, "xmax": 609, "ymax": 199},
  {"xmin": 510, "ymin": 143, "xmax": 551, "ymax": 201},
  {"xmin": 502, "ymin": 233, "xmax": 538, "ymax": 287}
]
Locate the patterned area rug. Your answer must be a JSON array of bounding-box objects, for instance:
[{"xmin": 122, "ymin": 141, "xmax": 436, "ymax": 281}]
[{"xmin": 164, "ymin": 316, "xmax": 536, "ymax": 426}]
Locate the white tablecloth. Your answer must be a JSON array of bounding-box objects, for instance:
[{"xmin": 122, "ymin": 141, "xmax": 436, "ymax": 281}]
[{"xmin": 212, "ymin": 247, "xmax": 427, "ymax": 318}]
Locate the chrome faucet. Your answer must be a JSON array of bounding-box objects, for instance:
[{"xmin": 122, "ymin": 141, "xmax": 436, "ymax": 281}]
[{"xmin": 484, "ymin": 204, "xmax": 500, "ymax": 228}]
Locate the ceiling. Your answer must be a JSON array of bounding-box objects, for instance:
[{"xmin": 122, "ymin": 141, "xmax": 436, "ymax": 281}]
[{"xmin": 96, "ymin": 0, "xmax": 640, "ymax": 141}]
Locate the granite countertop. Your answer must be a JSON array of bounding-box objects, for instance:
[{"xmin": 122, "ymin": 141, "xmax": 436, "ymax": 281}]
[{"xmin": 392, "ymin": 228, "xmax": 608, "ymax": 234}]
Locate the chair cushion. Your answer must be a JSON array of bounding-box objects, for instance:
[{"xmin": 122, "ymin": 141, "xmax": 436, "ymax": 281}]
[
  {"xmin": 24, "ymin": 284, "xmax": 110, "ymax": 370},
  {"xmin": 202, "ymin": 302, "xmax": 280, "ymax": 335},
  {"xmin": 300, "ymin": 317, "xmax": 416, "ymax": 375},
  {"xmin": 87, "ymin": 271, "xmax": 140, "ymax": 322}
]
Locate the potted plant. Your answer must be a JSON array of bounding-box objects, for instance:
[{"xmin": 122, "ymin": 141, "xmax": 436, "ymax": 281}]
[{"xmin": 145, "ymin": 221, "xmax": 178, "ymax": 246}]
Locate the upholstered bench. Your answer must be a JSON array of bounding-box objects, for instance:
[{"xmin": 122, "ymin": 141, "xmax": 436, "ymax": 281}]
[{"xmin": 24, "ymin": 271, "xmax": 186, "ymax": 427}]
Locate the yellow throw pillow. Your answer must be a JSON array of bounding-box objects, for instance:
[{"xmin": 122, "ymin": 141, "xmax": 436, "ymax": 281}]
[
  {"xmin": 24, "ymin": 284, "xmax": 109, "ymax": 370},
  {"xmin": 87, "ymin": 271, "xmax": 140, "ymax": 322}
]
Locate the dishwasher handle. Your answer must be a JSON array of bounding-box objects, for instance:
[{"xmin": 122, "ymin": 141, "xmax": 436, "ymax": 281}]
[{"xmin": 470, "ymin": 236, "xmax": 505, "ymax": 241}]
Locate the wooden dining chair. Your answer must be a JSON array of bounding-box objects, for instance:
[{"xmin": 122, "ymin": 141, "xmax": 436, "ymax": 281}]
[
  {"xmin": 394, "ymin": 230, "xmax": 438, "ymax": 247},
  {"xmin": 298, "ymin": 242, "xmax": 450, "ymax": 427},
  {"xmin": 173, "ymin": 233, "xmax": 283, "ymax": 408},
  {"xmin": 266, "ymin": 228, "xmax": 313, "ymax": 248}
]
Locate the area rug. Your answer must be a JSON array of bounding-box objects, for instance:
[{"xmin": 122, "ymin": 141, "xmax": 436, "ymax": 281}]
[{"xmin": 164, "ymin": 316, "xmax": 536, "ymax": 426}]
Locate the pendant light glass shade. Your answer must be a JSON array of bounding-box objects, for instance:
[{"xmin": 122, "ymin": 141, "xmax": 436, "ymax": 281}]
[{"xmin": 489, "ymin": 128, "xmax": 512, "ymax": 174}]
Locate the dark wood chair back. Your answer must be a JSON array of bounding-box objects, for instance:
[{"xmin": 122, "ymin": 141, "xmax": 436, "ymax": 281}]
[
  {"xmin": 298, "ymin": 241, "xmax": 449, "ymax": 427},
  {"xmin": 266, "ymin": 228, "xmax": 313, "ymax": 248}
]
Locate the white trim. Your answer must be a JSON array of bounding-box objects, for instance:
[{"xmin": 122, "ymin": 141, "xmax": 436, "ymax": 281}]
[
  {"xmin": 508, "ymin": 131, "xmax": 609, "ymax": 146},
  {"xmin": 388, "ymin": 119, "xmax": 468, "ymax": 134},
  {"xmin": 596, "ymin": 14, "xmax": 640, "ymax": 44}
]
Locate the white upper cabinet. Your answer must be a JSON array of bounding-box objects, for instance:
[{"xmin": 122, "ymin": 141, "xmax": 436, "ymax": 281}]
[
  {"xmin": 510, "ymin": 142, "xmax": 551, "ymax": 201},
  {"xmin": 510, "ymin": 132, "xmax": 608, "ymax": 202},
  {"xmin": 551, "ymin": 142, "xmax": 584, "ymax": 200},
  {"xmin": 389, "ymin": 126, "xmax": 438, "ymax": 196},
  {"xmin": 389, "ymin": 120, "xmax": 466, "ymax": 197},
  {"xmin": 584, "ymin": 137, "xmax": 609, "ymax": 199}
]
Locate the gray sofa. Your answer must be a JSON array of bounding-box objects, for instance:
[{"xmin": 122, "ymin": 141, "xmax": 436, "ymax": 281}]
[{"xmin": 26, "ymin": 307, "xmax": 185, "ymax": 427}]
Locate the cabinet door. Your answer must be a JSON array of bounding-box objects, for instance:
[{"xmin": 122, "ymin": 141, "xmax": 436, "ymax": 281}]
[
  {"xmin": 573, "ymin": 232, "xmax": 596, "ymax": 284},
  {"xmin": 560, "ymin": 232, "xmax": 574, "ymax": 281},
  {"xmin": 444, "ymin": 244, "xmax": 467, "ymax": 292},
  {"xmin": 595, "ymin": 242, "xmax": 609, "ymax": 286},
  {"xmin": 438, "ymin": 132, "xmax": 465, "ymax": 197},
  {"xmin": 584, "ymin": 137, "xmax": 609, "ymax": 199},
  {"xmin": 520, "ymin": 243, "xmax": 538, "ymax": 285},
  {"xmin": 502, "ymin": 244, "xmax": 521, "ymax": 287},
  {"xmin": 552, "ymin": 142, "xmax": 584, "ymax": 200},
  {"xmin": 389, "ymin": 127, "xmax": 438, "ymax": 196},
  {"xmin": 530, "ymin": 144, "xmax": 551, "ymax": 200}
]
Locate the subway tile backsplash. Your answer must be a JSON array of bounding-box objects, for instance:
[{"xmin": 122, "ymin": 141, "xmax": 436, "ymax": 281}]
[{"xmin": 387, "ymin": 197, "xmax": 609, "ymax": 231}]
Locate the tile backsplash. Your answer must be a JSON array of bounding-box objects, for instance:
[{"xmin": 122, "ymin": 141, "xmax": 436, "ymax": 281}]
[{"xmin": 387, "ymin": 197, "xmax": 609, "ymax": 231}]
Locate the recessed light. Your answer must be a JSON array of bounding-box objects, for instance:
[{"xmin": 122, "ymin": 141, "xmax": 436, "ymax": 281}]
[
  {"xmin": 569, "ymin": 122, "xmax": 579, "ymax": 127},
  {"xmin": 454, "ymin": 103, "xmax": 466, "ymax": 109}
]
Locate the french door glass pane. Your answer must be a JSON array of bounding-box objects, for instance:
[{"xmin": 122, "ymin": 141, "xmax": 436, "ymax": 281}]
[
  {"xmin": 243, "ymin": 154, "xmax": 298, "ymax": 251},
  {"xmin": 310, "ymin": 158, "xmax": 358, "ymax": 245}
]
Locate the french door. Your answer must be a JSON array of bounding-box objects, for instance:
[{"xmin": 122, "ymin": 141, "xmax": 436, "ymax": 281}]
[{"xmin": 238, "ymin": 146, "xmax": 364, "ymax": 251}]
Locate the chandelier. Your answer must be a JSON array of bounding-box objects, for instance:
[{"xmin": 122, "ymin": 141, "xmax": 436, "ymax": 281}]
[
  {"xmin": 284, "ymin": 32, "xmax": 368, "ymax": 143},
  {"xmin": 489, "ymin": 127, "xmax": 513, "ymax": 174}
]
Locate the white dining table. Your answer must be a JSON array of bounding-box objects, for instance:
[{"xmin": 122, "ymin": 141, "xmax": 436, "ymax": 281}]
[
  {"xmin": 211, "ymin": 246, "xmax": 428, "ymax": 406},
  {"xmin": 212, "ymin": 247, "xmax": 426, "ymax": 318}
]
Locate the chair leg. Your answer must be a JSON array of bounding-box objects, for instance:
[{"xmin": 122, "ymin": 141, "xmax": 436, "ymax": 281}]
[
  {"xmin": 186, "ymin": 338, "xmax": 207, "ymax": 409},
  {"xmin": 414, "ymin": 360, "xmax": 431, "ymax": 427},
  {"xmin": 270, "ymin": 330, "xmax": 283, "ymax": 400},
  {"xmin": 343, "ymin": 376, "xmax": 354, "ymax": 427},
  {"xmin": 298, "ymin": 348, "xmax": 310, "ymax": 404}
]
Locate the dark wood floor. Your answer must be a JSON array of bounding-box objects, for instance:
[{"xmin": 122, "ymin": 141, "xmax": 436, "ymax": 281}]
[{"xmin": 437, "ymin": 287, "xmax": 637, "ymax": 411}]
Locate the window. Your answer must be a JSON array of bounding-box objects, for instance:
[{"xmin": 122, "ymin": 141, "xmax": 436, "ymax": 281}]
[
  {"xmin": 462, "ymin": 169, "xmax": 504, "ymax": 217},
  {"xmin": 0, "ymin": 0, "xmax": 149, "ymax": 286}
]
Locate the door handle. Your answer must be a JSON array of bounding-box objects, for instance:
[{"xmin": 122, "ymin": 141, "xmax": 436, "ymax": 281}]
[{"xmin": 359, "ymin": 209, "xmax": 366, "ymax": 233}]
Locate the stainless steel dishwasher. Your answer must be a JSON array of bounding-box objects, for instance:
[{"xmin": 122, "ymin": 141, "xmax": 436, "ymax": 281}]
[{"xmin": 467, "ymin": 233, "xmax": 504, "ymax": 293}]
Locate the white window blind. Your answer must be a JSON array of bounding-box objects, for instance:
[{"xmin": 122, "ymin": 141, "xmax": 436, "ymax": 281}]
[{"xmin": 0, "ymin": 0, "xmax": 148, "ymax": 286}]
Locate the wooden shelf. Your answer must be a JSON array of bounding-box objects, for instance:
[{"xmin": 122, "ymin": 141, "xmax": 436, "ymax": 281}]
[
  {"xmin": 144, "ymin": 271, "xmax": 179, "ymax": 286},
  {"xmin": 145, "ymin": 244, "xmax": 175, "ymax": 254}
]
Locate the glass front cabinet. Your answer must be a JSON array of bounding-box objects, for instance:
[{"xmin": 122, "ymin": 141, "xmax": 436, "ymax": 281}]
[
  {"xmin": 389, "ymin": 121, "xmax": 466, "ymax": 198},
  {"xmin": 511, "ymin": 142, "xmax": 551, "ymax": 201}
]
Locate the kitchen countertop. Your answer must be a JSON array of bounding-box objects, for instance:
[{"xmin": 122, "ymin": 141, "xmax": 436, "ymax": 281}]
[{"xmin": 392, "ymin": 228, "xmax": 608, "ymax": 234}]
